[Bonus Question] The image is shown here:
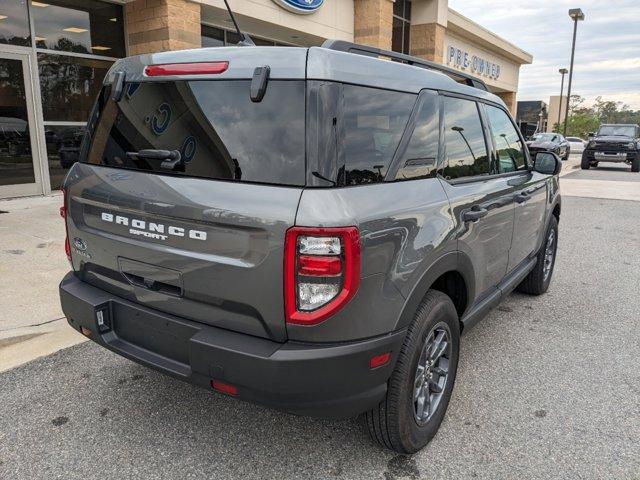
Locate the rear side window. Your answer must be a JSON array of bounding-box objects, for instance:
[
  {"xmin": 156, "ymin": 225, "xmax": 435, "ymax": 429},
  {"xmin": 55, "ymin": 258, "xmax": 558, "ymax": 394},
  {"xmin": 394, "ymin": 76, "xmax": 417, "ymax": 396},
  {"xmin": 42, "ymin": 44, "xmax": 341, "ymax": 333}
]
[
  {"xmin": 84, "ymin": 80, "xmax": 306, "ymax": 186},
  {"xmin": 342, "ymin": 85, "xmax": 415, "ymax": 185},
  {"xmin": 442, "ymin": 96, "xmax": 491, "ymax": 180},
  {"xmin": 393, "ymin": 93, "xmax": 439, "ymax": 180},
  {"xmin": 485, "ymin": 104, "xmax": 527, "ymax": 173}
]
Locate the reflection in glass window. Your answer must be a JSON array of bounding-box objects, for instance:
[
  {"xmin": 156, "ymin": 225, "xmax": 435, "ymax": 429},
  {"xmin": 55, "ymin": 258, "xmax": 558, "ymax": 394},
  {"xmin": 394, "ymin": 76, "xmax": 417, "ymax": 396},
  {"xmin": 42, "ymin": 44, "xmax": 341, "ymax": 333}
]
[
  {"xmin": 342, "ymin": 85, "xmax": 415, "ymax": 185},
  {"xmin": 0, "ymin": 58, "xmax": 34, "ymax": 186},
  {"xmin": 32, "ymin": 0, "xmax": 125, "ymax": 57},
  {"xmin": 45, "ymin": 125, "xmax": 85, "ymax": 189},
  {"xmin": 485, "ymin": 105, "xmax": 526, "ymax": 173},
  {"xmin": 0, "ymin": 0, "xmax": 30, "ymax": 47},
  {"xmin": 38, "ymin": 53, "xmax": 113, "ymax": 122},
  {"xmin": 394, "ymin": 94, "xmax": 439, "ymax": 180},
  {"xmin": 442, "ymin": 97, "xmax": 490, "ymax": 180},
  {"xmin": 84, "ymin": 81, "xmax": 307, "ymax": 186}
]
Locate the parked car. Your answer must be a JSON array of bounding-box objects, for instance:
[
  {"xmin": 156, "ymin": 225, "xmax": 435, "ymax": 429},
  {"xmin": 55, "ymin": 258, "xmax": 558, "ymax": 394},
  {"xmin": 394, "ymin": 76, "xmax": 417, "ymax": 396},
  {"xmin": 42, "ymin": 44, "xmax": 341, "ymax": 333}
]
[
  {"xmin": 58, "ymin": 41, "xmax": 562, "ymax": 454},
  {"xmin": 526, "ymin": 132, "xmax": 570, "ymax": 160},
  {"xmin": 566, "ymin": 136, "xmax": 586, "ymax": 153},
  {"xmin": 581, "ymin": 124, "xmax": 640, "ymax": 172}
]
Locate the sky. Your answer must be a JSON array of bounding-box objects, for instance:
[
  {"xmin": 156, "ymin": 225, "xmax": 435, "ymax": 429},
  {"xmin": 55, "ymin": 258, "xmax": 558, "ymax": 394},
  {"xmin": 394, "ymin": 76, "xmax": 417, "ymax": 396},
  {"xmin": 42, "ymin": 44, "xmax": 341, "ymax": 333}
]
[{"xmin": 448, "ymin": 0, "xmax": 640, "ymax": 110}]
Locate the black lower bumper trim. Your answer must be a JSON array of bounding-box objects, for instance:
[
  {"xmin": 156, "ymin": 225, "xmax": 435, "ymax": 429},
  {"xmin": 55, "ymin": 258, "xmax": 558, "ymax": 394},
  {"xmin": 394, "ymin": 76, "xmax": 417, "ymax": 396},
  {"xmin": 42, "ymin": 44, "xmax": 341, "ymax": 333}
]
[{"xmin": 59, "ymin": 272, "xmax": 406, "ymax": 419}]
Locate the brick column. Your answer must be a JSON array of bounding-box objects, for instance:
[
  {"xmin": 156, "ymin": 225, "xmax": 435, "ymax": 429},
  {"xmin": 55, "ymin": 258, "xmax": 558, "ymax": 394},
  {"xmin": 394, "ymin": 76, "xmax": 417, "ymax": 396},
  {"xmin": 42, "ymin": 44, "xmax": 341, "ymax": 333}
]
[
  {"xmin": 125, "ymin": 0, "xmax": 201, "ymax": 56},
  {"xmin": 410, "ymin": 22, "xmax": 445, "ymax": 61},
  {"xmin": 354, "ymin": 0, "xmax": 394, "ymax": 50},
  {"xmin": 497, "ymin": 92, "xmax": 517, "ymax": 115}
]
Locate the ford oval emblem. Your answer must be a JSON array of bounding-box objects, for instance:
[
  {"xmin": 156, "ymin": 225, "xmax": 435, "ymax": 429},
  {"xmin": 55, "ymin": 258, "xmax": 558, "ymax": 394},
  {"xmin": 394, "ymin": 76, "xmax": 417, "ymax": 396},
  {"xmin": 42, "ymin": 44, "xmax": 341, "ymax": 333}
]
[
  {"xmin": 271, "ymin": 0, "xmax": 324, "ymax": 14},
  {"xmin": 73, "ymin": 237, "xmax": 87, "ymax": 252}
]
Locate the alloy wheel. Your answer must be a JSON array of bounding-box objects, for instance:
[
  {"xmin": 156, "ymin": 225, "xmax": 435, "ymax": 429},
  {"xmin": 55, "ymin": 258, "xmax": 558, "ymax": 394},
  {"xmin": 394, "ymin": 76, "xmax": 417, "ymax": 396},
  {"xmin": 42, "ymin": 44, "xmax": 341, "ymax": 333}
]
[{"xmin": 413, "ymin": 323, "xmax": 451, "ymax": 425}]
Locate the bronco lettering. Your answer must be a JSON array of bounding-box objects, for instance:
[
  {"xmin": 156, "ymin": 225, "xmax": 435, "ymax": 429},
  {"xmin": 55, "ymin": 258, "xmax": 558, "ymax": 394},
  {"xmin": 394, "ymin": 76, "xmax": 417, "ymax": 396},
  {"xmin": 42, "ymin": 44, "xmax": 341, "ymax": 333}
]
[{"xmin": 100, "ymin": 212, "xmax": 207, "ymax": 241}]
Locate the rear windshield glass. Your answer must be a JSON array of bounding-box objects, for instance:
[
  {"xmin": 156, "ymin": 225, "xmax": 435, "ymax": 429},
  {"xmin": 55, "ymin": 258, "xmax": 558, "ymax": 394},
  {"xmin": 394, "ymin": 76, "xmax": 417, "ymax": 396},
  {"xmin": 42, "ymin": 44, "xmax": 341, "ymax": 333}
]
[{"xmin": 83, "ymin": 80, "xmax": 306, "ymax": 186}]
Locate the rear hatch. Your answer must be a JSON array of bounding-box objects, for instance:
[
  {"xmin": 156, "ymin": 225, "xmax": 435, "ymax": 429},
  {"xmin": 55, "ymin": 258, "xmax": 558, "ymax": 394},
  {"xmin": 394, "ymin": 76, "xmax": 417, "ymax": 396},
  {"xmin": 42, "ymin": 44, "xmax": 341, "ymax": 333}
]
[{"xmin": 63, "ymin": 48, "xmax": 308, "ymax": 342}]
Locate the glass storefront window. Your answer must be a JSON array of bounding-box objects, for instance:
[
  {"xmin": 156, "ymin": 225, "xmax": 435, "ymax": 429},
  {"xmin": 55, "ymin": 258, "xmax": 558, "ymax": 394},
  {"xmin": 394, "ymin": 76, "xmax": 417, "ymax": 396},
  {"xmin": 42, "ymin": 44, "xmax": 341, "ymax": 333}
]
[
  {"xmin": 0, "ymin": 0, "xmax": 31, "ymax": 47},
  {"xmin": 0, "ymin": 57, "xmax": 34, "ymax": 186},
  {"xmin": 37, "ymin": 53, "xmax": 113, "ymax": 122},
  {"xmin": 32, "ymin": 0, "xmax": 125, "ymax": 57},
  {"xmin": 201, "ymin": 25, "xmax": 224, "ymax": 47},
  {"xmin": 45, "ymin": 124, "xmax": 85, "ymax": 189},
  {"xmin": 201, "ymin": 25, "xmax": 291, "ymax": 47},
  {"xmin": 392, "ymin": 0, "xmax": 411, "ymax": 55}
]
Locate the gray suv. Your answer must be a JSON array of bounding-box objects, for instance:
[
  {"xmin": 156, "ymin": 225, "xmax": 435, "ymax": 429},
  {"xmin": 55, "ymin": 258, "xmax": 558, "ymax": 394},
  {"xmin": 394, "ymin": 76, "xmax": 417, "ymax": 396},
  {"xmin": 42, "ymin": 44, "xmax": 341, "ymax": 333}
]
[{"xmin": 58, "ymin": 40, "xmax": 562, "ymax": 453}]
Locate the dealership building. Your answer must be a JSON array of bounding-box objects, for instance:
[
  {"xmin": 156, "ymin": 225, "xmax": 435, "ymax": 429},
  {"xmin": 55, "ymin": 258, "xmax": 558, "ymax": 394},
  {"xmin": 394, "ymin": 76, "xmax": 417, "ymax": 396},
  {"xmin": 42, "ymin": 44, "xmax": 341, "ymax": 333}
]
[{"xmin": 0, "ymin": 0, "xmax": 532, "ymax": 198}]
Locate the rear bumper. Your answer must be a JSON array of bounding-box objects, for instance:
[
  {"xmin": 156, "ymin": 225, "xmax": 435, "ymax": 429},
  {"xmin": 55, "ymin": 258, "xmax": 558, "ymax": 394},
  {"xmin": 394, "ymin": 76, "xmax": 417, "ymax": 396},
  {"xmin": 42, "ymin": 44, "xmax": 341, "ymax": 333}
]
[{"xmin": 59, "ymin": 272, "xmax": 405, "ymax": 419}]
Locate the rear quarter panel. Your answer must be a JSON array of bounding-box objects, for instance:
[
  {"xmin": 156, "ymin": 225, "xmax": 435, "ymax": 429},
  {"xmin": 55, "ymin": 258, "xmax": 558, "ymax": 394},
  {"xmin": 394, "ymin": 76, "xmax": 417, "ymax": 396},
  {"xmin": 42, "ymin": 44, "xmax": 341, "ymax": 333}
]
[{"xmin": 291, "ymin": 178, "xmax": 456, "ymax": 342}]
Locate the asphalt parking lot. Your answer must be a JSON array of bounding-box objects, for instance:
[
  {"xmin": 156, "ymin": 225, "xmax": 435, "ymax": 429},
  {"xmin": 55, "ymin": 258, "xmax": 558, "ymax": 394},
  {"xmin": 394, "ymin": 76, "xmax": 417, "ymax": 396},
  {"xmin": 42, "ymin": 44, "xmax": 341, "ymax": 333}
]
[{"xmin": 1, "ymin": 162, "xmax": 639, "ymax": 479}]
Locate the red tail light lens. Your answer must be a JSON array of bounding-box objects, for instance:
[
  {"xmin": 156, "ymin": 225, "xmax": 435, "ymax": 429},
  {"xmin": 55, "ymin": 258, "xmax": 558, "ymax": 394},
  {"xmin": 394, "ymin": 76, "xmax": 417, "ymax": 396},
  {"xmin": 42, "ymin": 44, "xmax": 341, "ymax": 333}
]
[
  {"xmin": 298, "ymin": 255, "xmax": 342, "ymax": 276},
  {"xmin": 60, "ymin": 188, "xmax": 71, "ymax": 263},
  {"xmin": 144, "ymin": 61, "xmax": 229, "ymax": 77},
  {"xmin": 284, "ymin": 226, "xmax": 360, "ymax": 326}
]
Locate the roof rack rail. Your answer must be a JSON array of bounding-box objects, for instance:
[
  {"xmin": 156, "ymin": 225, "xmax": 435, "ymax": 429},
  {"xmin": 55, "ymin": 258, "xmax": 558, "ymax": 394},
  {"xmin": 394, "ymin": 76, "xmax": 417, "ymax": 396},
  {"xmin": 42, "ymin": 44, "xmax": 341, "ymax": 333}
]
[{"xmin": 321, "ymin": 39, "xmax": 488, "ymax": 92}]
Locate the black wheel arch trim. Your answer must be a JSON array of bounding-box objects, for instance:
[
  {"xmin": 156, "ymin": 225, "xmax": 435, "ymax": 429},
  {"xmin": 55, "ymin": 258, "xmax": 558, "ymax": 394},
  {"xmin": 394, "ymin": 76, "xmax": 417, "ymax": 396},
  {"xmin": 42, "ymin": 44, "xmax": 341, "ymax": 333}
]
[{"xmin": 393, "ymin": 251, "xmax": 476, "ymax": 332}]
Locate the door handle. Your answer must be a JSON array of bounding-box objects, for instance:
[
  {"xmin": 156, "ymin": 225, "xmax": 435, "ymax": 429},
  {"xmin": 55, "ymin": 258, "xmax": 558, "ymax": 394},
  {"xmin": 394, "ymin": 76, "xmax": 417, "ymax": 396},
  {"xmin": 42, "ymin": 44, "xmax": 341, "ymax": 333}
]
[
  {"xmin": 514, "ymin": 192, "xmax": 530, "ymax": 204},
  {"xmin": 462, "ymin": 207, "xmax": 488, "ymax": 222}
]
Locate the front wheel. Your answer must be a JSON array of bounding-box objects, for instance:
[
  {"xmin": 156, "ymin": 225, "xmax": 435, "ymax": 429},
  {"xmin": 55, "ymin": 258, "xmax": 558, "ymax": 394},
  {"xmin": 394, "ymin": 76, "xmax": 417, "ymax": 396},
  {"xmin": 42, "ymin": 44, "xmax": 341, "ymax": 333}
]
[
  {"xmin": 632, "ymin": 156, "xmax": 640, "ymax": 172},
  {"xmin": 581, "ymin": 153, "xmax": 590, "ymax": 170},
  {"xmin": 517, "ymin": 215, "xmax": 558, "ymax": 295},
  {"xmin": 365, "ymin": 290, "xmax": 460, "ymax": 453}
]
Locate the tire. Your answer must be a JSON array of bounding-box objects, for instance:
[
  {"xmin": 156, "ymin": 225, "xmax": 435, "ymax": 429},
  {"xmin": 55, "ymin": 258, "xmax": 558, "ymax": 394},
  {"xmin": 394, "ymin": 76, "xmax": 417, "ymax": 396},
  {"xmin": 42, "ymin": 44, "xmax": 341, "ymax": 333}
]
[
  {"xmin": 517, "ymin": 215, "xmax": 558, "ymax": 295},
  {"xmin": 365, "ymin": 290, "xmax": 460, "ymax": 453},
  {"xmin": 563, "ymin": 147, "xmax": 570, "ymax": 160},
  {"xmin": 632, "ymin": 156, "xmax": 640, "ymax": 172},
  {"xmin": 580, "ymin": 153, "xmax": 590, "ymax": 170}
]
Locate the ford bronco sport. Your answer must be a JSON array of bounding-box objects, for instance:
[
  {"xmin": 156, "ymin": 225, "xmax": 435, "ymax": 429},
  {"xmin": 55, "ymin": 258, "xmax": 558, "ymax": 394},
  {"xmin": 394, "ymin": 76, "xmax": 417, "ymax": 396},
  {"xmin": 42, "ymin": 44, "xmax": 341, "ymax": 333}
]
[
  {"xmin": 581, "ymin": 124, "xmax": 640, "ymax": 172},
  {"xmin": 59, "ymin": 40, "xmax": 562, "ymax": 453}
]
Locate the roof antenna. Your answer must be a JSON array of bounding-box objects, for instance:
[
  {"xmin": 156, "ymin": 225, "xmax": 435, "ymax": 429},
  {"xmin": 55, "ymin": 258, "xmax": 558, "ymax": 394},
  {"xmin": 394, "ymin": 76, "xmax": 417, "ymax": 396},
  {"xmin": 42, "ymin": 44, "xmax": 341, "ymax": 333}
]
[{"xmin": 222, "ymin": 0, "xmax": 255, "ymax": 46}]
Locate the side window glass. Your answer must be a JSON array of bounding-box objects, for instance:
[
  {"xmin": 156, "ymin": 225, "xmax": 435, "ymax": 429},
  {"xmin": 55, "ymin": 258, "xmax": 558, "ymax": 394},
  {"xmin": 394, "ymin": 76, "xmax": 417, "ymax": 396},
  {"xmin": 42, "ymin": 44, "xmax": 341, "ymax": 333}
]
[
  {"xmin": 342, "ymin": 85, "xmax": 416, "ymax": 185},
  {"xmin": 394, "ymin": 94, "xmax": 439, "ymax": 180},
  {"xmin": 442, "ymin": 97, "xmax": 491, "ymax": 180},
  {"xmin": 485, "ymin": 104, "xmax": 526, "ymax": 173}
]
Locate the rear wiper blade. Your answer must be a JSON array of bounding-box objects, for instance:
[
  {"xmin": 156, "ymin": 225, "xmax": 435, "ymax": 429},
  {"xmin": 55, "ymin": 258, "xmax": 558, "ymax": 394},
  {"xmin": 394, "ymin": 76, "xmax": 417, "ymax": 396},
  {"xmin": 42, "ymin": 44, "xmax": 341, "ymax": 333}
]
[{"xmin": 126, "ymin": 149, "xmax": 183, "ymax": 170}]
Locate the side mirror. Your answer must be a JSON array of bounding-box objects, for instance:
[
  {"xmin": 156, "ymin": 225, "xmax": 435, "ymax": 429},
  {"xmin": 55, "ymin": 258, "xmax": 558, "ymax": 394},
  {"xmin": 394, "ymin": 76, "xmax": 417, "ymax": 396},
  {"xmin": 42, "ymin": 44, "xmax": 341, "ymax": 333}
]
[
  {"xmin": 587, "ymin": 132, "xmax": 595, "ymax": 139},
  {"xmin": 533, "ymin": 151, "xmax": 562, "ymax": 175}
]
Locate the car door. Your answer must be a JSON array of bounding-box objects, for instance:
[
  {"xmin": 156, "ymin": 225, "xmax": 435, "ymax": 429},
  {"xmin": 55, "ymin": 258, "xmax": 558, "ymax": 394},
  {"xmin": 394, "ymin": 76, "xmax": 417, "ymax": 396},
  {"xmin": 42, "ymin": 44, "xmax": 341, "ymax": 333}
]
[
  {"xmin": 437, "ymin": 95, "xmax": 516, "ymax": 301},
  {"xmin": 483, "ymin": 104, "xmax": 548, "ymax": 272}
]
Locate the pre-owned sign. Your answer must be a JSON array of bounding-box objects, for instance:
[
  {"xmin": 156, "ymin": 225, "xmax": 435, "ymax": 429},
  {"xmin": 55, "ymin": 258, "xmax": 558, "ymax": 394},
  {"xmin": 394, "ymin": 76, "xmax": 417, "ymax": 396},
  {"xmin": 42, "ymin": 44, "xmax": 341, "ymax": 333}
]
[{"xmin": 447, "ymin": 46, "xmax": 501, "ymax": 80}]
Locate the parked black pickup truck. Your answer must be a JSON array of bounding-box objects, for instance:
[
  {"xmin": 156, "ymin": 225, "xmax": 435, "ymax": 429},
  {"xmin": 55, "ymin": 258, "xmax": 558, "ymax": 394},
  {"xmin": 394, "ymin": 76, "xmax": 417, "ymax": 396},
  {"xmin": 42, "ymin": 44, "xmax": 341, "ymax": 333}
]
[{"xmin": 581, "ymin": 124, "xmax": 640, "ymax": 172}]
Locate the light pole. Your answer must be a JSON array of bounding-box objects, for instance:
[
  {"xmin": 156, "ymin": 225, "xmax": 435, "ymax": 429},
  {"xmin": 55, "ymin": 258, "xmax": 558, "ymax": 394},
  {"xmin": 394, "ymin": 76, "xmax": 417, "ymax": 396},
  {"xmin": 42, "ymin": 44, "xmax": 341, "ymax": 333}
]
[
  {"xmin": 558, "ymin": 68, "xmax": 568, "ymax": 133},
  {"xmin": 563, "ymin": 8, "xmax": 585, "ymax": 135}
]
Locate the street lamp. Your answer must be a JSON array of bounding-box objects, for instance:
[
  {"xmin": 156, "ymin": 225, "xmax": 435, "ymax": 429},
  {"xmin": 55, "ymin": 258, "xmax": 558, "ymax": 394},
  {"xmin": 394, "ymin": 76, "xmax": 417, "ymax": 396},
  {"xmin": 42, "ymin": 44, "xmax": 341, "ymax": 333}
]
[
  {"xmin": 563, "ymin": 8, "xmax": 585, "ymax": 135},
  {"xmin": 558, "ymin": 68, "xmax": 568, "ymax": 133}
]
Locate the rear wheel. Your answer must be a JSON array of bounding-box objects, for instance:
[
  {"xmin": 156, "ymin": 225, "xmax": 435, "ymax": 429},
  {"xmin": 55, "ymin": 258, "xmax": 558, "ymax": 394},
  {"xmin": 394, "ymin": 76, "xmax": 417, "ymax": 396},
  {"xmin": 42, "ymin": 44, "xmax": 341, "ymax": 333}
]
[
  {"xmin": 632, "ymin": 156, "xmax": 640, "ymax": 172},
  {"xmin": 517, "ymin": 215, "xmax": 558, "ymax": 295},
  {"xmin": 365, "ymin": 290, "xmax": 460, "ymax": 453},
  {"xmin": 581, "ymin": 153, "xmax": 590, "ymax": 170}
]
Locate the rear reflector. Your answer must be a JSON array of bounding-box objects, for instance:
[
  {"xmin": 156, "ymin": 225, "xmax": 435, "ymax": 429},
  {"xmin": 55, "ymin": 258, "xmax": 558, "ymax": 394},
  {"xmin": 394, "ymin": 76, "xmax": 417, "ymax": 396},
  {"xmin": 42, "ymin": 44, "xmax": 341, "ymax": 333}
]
[
  {"xmin": 211, "ymin": 380, "xmax": 237, "ymax": 396},
  {"xmin": 144, "ymin": 61, "xmax": 229, "ymax": 77},
  {"xmin": 369, "ymin": 352, "xmax": 391, "ymax": 369}
]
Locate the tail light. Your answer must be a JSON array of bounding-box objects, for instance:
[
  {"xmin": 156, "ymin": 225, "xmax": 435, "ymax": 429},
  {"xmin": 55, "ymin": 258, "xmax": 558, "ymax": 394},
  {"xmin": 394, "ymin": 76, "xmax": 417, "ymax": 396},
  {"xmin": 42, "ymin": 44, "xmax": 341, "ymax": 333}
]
[
  {"xmin": 60, "ymin": 187, "xmax": 71, "ymax": 263},
  {"xmin": 284, "ymin": 227, "xmax": 360, "ymax": 326}
]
